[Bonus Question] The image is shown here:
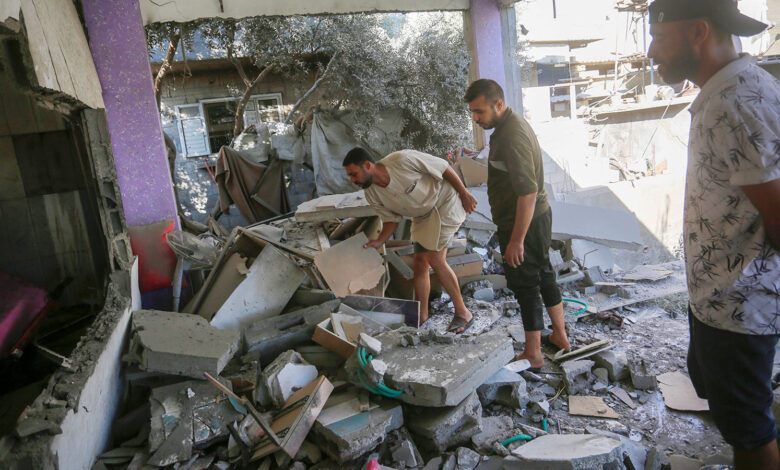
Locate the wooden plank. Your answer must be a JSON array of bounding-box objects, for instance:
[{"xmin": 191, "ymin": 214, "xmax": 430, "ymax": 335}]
[
  {"xmin": 19, "ymin": 0, "xmax": 61, "ymax": 93},
  {"xmin": 316, "ymin": 225, "xmax": 330, "ymax": 251},
  {"xmin": 553, "ymin": 339, "xmax": 612, "ymax": 362}
]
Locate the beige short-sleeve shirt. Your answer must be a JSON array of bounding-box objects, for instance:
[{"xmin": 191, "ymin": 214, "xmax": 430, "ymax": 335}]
[{"xmin": 365, "ymin": 150, "xmax": 466, "ymax": 250}]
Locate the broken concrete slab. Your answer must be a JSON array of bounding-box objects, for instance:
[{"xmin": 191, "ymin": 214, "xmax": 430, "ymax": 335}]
[
  {"xmin": 212, "ymin": 245, "xmax": 307, "ymax": 331},
  {"xmin": 314, "ymin": 233, "xmax": 386, "ymax": 298},
  {"xmin": 405, "ymin": 392, "xmax": 482, "ymax": 453},
  {"xmin": 511, "ymin": 434, "xmax": 624, "ymax": 469},
  {"xmin": 391, "ymin": 438, "xmax": 421, "ymax": 468},
  {"xmin": 562, "ymin": 360, "xmax": 595, "ymax": 395},
  {"xmin": 243, "ymin": 300, "xmax": 341, "ymax": 366},
  {"xmin": 128, "ymin": 310, "xmax": 240, "ymax": 379},
  {"xmin": 294, "ymin": 191, "xmax": 376, "ymax": 223},
  {"xmin": 619, "ymin": 264, "xmax": 674, "ymax": 282},
  {"xmin": 477, "ymin": 368, "xmax": 529, "ymax": 408},
  {"xmin": 359, "ymin": 333, "xmax": 382, "ymax": 356},
  {"xmin": 424, "ymin": 298, "xmax": 501, "ymax": 336},
  {"xmin": 346, "ymin": 327, "xmax": 514, "ymax": 407},
  {"xmin": 148, "ymin": 379, "xmax": 242, "ymax": 467},
  {"xmin": 506, "ymin": 325, "xmax": 526, "ymax": 343},
  {"xmin": 256, "ymin": 350, "xmax": 319, "ymax": 409},
  {"xmin": 549, "ymin": 200, "xmax": 643, "ymax": 250},
  {"xmin": 569, "ymin": 239, "xmax": 615, "ymax": 270},
  {"xmin": 585, "ymin": 427, "xmax": 646, "ymax": 470},
  {"xmin": 609, "ymin": 387, "xmax": 637, "ymax": 409},
  {"xmin": 311, "ymin": 396, "xmax": 403, "ymax": 463}
]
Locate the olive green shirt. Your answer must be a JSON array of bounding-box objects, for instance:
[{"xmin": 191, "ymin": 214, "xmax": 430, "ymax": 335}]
[{"xmin": 487, "ymin": 108, "xmax": 549, "ymax": 228}]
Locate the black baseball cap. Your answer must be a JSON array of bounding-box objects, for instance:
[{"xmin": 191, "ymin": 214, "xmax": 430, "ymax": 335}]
[{"xmin": 649, "ymin": 0, "xmax": 768, "ymax": 36}]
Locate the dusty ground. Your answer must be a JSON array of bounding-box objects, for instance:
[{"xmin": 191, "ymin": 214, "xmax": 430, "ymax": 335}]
[{"xmin": 425, "ymin": 285, "xmax": 734, "ymax": 464}]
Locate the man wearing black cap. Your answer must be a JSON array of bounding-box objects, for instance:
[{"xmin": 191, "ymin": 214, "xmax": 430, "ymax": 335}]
[{"xmin": 648, "ymin": 1, "xmax": 780, "ymax": 468}]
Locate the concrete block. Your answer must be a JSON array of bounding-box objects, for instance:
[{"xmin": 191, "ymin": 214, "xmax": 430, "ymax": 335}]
[
  {"xmin": 629, "ymin": 360, "xmax": 657, "ymax": 391},
  {"xmin": 311, "ymin": 399, "xmax": 403, "ymax": 463},
  {"xmin": 511, "ymin": 434, "xmax": 625, "ymax": 469},
  {"xmin": 405, "ymin": 392, "xmax": 482, "ymax": 453},
  {"xmin": 423, "ymin": 456, "xmax": 443, "ymax": 470},
  {"xmin": 593, "ymin": 368, "xmax": 609, "ymax": 383},
  {"xmin": 346, "ymin": 327, "xmax": 514, "ymax": 407},
  {"xmin": 243, "ymin": 300, "xmax": 340, "ymax": 365},
  {"xmin": 562, "ymin": 360, "xmax": 595, "ymax": 395},
  {"xmin": 471, "ymin": 416, "xmax": 515, "ymax": 452},
  {"xmin": 473, "ymin": 287, "xmax": 495, "ymax": 302},
  {"xmin": 391, "ymin": 439, "xmax": 420, "ymax": 468},
  {"xmin": 256, "ymin": 350, "xmax": 318, "ymax": 408},
  {"xmin": 477, "ymin": 368, "xmax": 529, "ymax": 408},
  {"xmin": 592, "ymin": 350, "xmax": 629, "ymax": 382},
  {"xmin": 507, "ymin": 325, "xmax": 525, "ymax": 343},
  {"xmin": 455, "ymin": 447, "xmax": 481, "ymax": 470},
  {"xmin": 128, "ymin": 310, "xmax": 240, "ymax": 379}
]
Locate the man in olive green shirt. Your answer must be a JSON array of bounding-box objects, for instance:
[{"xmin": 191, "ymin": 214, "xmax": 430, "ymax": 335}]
[{"xmin": 465, "ymin": 79, "xmax": 570, "ymax": 369}]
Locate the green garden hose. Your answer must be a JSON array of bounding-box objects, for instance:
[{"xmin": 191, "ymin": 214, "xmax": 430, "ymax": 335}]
[
  {"xmin": 563, "ymin": 298, "xmax": 589, "ymax": 316},
  {"xmin": 357, "ymin": 347, "xmax": 403, "ymax": 398}
]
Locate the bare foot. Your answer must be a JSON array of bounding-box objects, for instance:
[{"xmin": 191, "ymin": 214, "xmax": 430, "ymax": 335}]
[
  {"xmin": 549, "ymin": 329, "xmax": 571, "ymax": 352},
  {"xmin": 516, "ymin": 350, "xmax": 544, "ymax": 369},
  {"xmin": 453, "ymin": 309, "xmax": 473, "ymax": 333}
]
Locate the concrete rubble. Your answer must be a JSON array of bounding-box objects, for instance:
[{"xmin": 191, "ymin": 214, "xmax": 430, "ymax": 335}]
[
  {"xmin": 13, "ymin": 180, "xmax": 716, "ymax": 470},
  {"xmin": 126, "ymin": 310, "xmax": 241, "ymax": 378}
]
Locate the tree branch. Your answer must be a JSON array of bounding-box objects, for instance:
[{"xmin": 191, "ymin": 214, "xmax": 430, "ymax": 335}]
[
  {"xmin": 232, "ymin": 63, "xmax": 276, "ymax": 136},
  {"xmin": 283, "ymin": 51, "xmax": 339, "ymax": 124},
  {"xmin": 154, "ymin": 27, "xmax": 181, "ymax": 108}
]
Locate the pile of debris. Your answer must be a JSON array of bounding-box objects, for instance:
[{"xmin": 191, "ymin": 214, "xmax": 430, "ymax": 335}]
[{"xmin": 28, "ymin": 165, "xmax": 713, "ymax": 469}]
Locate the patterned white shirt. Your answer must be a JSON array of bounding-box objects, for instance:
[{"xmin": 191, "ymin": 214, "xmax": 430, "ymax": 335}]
[{"xmin": 686, "ymin": 54, "xmax": 780, "ymax": 335}]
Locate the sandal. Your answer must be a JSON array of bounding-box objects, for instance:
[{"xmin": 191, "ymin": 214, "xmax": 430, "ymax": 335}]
[{"xmin": 447, "ymin": 316, "xmax": 475, "ymax": 334}]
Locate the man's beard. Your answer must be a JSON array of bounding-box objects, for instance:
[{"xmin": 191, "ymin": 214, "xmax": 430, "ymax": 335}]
[
  {"xmin": 359, "ymin": 175, "xmax": 374, "ymax": 189},
  {"xmin": 657, "ymin": 48, "xmax": 698, "ymax": 85}
]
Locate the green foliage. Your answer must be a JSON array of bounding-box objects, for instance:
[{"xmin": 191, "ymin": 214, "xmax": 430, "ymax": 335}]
[{"xmin": 146, "ymin": 12, "xmax": 471, "ymax": 156}]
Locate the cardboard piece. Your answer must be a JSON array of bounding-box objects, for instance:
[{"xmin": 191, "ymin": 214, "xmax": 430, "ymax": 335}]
[
  {"xmin": 192, "ymin": 252, "xmax": 249, "ymax": 319},
  {"xmin": 314, "ymin": 233, "xmax": 385, "ymax": 298},
  {"xmin": 458, "ymin": 156, "xmax": 488, "ymax": 187},
  {"xmin": 568, "ymin": 396, "xmax": 620, "ymax": 419},
  {"xmin": 313, "ymin": 311, "xmax": 387, "ymax": 359},
  {"xmin": 657, "ymin": 371, "xmax": 709, "ymax": 412}
]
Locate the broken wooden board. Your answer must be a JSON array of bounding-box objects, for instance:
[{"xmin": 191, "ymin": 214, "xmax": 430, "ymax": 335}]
[
  {"xmin": 553, "ymin": 339, "xmax": 612, "ymax": 363},
  {"xmin": 568, "ymin": 396, "xmax": 620, "ymax": 419},
  {"xmin": 248, "ymin": 375, "xmax": 334, "ymax": 460},
  {"xmin": 657, "ymin": 371, "xmax": 709, "ymax": 412},
  {"xmin": 295, "ymin": 191, "xmax": 376, "ymax": 222},
  {"xmin": 314, "ymin": 233, "xmax": 385, "ymax": 298},
  {"xmin": 609, "ymin": 387, "xmax": 637, "ymax": 409}
]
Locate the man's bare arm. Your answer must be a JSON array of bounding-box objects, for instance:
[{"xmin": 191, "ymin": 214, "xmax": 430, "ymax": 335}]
[
  {"xmin": 741, "ymin": 178, "xmax": 780, "ymax": 250},
  {"xmin": 504, "ymin": 193, "xmax": 537, "ymax": 267},
  {"xmin": 364, "ymin": 221, "xmax": 399, "ymax": 249},
  {"xmin": 443, "ymin": 166, "xmax": 477, "ymax": 213}
]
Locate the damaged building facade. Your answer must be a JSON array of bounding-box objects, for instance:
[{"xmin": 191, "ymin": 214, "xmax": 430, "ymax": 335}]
[{"xmin": 0, "ymin": 0, "xmax": 778, "ymax": 470}]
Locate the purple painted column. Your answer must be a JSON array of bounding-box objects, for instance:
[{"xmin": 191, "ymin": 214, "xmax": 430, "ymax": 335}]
[
  {"xmin": 469, "ymin": 0, "xmax": 507, "ymax": 92},
  {"xmin": 82, "ymin": 0, "xmax": 178, "ymax": 228}
]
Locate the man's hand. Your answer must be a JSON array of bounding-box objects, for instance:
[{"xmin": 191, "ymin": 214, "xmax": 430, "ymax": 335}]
[
  {"xmin": 504, "ymin": 239, "xmax": 525, "ymax": 268},
  {"xmin": 364, "ymin": 239, "xmax": 385, "ymax": 250},
  {"xmin": 459, "ymin": 190, "xmax": 478, "ymax": 214}
]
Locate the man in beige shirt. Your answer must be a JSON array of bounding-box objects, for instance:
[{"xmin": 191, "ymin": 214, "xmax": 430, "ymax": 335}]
[{"xmin": 343, "ymin": 147, "xmax": 477, "ymax": 332}]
